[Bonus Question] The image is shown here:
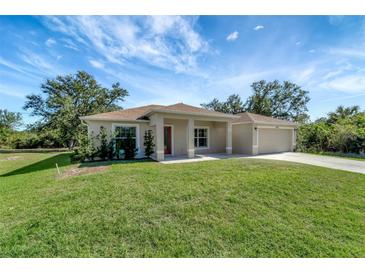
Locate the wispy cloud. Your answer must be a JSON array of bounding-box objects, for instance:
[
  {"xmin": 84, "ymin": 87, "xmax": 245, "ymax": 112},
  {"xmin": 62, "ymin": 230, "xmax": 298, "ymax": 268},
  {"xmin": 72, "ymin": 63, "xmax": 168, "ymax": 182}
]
[
  {"xmin": 20, "ymin": 50, "xmax": 53, "ymax": 71},
  {"xmin": 89, "ymin": 59, "xmax": 104, "ymax": 69},
  {"xmin": 0, "ymin": 83, "xmax": 30, "ymax": 98},
  {"xmin": 329, "ymin": 47, "xmax": 365, "ymax": 59},
  {"xmin": 226, "ymin": 31, "xmax": 239, "ymax": 41},
  {"xmin": 42, "ymin": 16, "xmax": 209, "ymax": 74},
  {"xmin": 45, "ymin": 38, "xmax": 56, "ymax": 47},
  {"xmin": 320, "ymin": 74, "xmax": 365, "ymax": 94},
  {"xmin": 253, "ymin": 25, "xmax": 264, "ymax": 31},
  {"xmin": 62, "ymin": 38, "xmax": 80, "ymax": 51}
]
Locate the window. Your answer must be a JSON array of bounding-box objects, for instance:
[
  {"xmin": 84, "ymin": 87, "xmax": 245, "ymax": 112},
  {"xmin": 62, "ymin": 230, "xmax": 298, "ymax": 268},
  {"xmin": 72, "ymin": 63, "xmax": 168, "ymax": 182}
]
[
  {"xmin": 114, "ymin": 125, "xmax": 137, "ymax": 150},
  {"xmin": 194, "ymin": 127, "xmax": 208, "ymax": 148}
]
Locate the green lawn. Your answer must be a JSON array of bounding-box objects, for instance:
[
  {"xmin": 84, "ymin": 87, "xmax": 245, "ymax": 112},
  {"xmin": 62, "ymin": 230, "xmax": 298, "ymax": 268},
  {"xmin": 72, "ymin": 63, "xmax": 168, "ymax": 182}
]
[{"xmin": 0, "ymin": 152, "xmax": 364, "ymax": 257}]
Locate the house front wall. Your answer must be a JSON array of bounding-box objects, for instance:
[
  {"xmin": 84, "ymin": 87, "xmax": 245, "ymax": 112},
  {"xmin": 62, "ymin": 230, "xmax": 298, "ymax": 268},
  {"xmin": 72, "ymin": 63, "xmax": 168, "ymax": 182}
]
[
  {"xmin": 164, "ymin": 118, "xmax": 187, "ymax": 156},
  {"xmin": 232, "ymin": 123, "xmax": 253, "ymax": 154},
  {"xmin": 85, "ymin": 120, "xmax": 153, "ymax": 158},
  {"xmin": 232, "ymin": 123, "xmax": 297, "ymax": 155},
  {"xmin": 86, "ymin": 118, "xmax": 297, "ymax": 159},
  {"xmin": 194, "ymin": 120, "xmax": 226, "ymax": 154}
]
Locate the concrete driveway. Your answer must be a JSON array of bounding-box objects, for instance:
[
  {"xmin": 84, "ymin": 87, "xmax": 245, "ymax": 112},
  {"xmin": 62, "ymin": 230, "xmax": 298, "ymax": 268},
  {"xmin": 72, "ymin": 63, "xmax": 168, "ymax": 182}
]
[{"xmin": 252, "ymin": 152, "xmax": 365, "ymax": 174}]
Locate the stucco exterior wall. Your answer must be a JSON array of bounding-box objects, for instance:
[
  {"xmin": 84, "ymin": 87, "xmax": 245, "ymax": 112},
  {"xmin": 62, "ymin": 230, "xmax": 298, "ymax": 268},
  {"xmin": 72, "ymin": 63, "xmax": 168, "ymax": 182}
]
[
  {"xmin": 164, "ymin": 118, "xmax": 188, "ymax": 156},
  {"xmin": 232, "ymin": 123, "xmax": 253, "ymax": 154},
  {"xmin": 194, "ymin": 120, "xmax": 226, "ymax": 154},
  {"xmin": 85, "ymin": 120, "xmax": 153, "ymax": 158}
]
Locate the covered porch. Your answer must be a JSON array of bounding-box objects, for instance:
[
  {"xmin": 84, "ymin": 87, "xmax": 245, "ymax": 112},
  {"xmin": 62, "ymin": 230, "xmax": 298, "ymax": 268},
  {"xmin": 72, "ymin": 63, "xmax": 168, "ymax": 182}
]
[{"xmin": 149, "ymin": 114, "xmax": 233, "ymax": 161}]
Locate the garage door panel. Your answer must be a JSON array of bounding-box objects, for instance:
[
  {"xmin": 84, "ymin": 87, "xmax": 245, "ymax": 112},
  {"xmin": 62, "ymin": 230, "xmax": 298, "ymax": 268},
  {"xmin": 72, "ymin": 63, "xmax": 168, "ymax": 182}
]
[{"xmin": 258, "ymin": 128, "xmax": 291, "ymax": 154}]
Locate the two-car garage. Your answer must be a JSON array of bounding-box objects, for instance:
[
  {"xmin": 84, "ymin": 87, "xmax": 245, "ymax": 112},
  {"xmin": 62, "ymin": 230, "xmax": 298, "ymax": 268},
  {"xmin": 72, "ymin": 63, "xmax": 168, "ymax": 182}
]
[{"xmin": 232, "ymin": 112, "xmax": 297, "ymax": 155}]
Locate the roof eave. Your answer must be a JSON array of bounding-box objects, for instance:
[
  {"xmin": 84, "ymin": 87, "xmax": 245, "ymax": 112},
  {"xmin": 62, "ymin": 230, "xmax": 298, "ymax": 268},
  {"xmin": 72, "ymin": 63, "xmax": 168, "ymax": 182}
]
[
  {"xmin": 144, "ymin": 109, "xmax": 238, "ymax": 119},
  {"xmin": 80, "ymin": 116, "xmax": 149, "ymax": 123}
]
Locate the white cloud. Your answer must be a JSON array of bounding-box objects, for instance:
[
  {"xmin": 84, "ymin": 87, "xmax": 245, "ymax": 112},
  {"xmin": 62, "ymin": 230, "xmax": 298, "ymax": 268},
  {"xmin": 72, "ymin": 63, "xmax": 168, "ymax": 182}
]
[
  {"xmin": 226, "ymin": 31, "xmax": 239, "ymax": 41},
  {"xmin": 0, "ymin": 83, "xmax": 27, "ymax": 98},
  {"xmin": 296, "ymin": 67, "xmax": 314, "ymax": 82},
  {"xmin": 62, "ymin": 38, "xmax": 79, "ymax": 51},
  {"xmin": 42, "ymin": 16, "xmax": 209, "ymax": 73},
  {"xmin": 0, "ymin": 56, "xmax": 43, "ymax": 79},
  {"xmin": 45, "ymin": 38, "xmax": 56, "ymax": 47},
  {"xmin": 320, "ymin": 74, "xmax": 365, "ymax": 94},
  {"xmin": 89, "ymin": 59, "xmax": 104, "ymax": 69},
  {"xmin": 20, "ymin": 50, "xmax": 52, "ymax": 70},
  {"xmin": 295, "ymin": 41, "xmax": 301, "ymax": 46},
  {"xmin": 329, "ymin": 47, "xmax": 365, "ymax": 59},
  {"xmin": 253, "ymin": 25, "xmax": 264, "ymax": 31},
  {"xmin": 308, "ymin": 49, "xmax": 315, "ymax": 53}
]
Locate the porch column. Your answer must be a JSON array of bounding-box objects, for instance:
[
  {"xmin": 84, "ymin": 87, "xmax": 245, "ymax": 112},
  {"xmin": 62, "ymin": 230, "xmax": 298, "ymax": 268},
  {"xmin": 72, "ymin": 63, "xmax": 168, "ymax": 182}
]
[
  {"xmin": 226, "ymin": 121, "xmax": 232, "ymax": 154},
  {"xmin": 252, "ymin": 125, "xmax": 259, "ymax": 155},
  {"xmin": 155, "ymin": 115, "xmax": 164, "ymax": 161},
  {"xmin": 291, "ymin": 128, "xmax": 297, "ymax": 152},
  {"xmin": 187, "ymin": 118, "xmax": 195, "ymax": 158}
]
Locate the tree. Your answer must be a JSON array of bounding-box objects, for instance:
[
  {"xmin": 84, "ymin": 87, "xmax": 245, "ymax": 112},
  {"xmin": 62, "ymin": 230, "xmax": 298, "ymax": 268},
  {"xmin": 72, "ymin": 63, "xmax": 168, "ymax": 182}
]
[
  {"xmin": 143, "ymin": 130, "xmax": 155, "ymax": 158},
  {"xmin": 244, "ymin": 80, "xmax": 310, "ymax": 122},
  {"xmin": 0, "ymin": 109, "xmax": 22, "ymax": 130},
  {"xmin": 201, "ymin": 80, "xmax": 310, "ymax": 122},
  {"xmin": 0, "ymin": 109, "xmax": 22, "ymax": 144},
  {"xmin": 296, "ymin": 105, "xmax": 365, "ymax": 154},
  {"xmin": 24, "ymin": 71, "xmax": 129, "ymax": 149},
  {"xmin": 201, "ymin": 94, "xmax": 245, "ymax": 114},
  {"xmin": 327, "ymin": 105, "xmax": 360, "ymax": 124}
]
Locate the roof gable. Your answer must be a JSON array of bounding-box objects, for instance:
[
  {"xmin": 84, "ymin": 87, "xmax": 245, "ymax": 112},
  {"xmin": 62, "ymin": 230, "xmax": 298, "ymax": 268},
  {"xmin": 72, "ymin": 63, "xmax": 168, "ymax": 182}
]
[
  {"xmin": 80, "ymin": 103, "xmax": 235, "ymax": 121},
  {"xmin": 234, "ymin": 112, "xmax": 297, "ymax": 126}
]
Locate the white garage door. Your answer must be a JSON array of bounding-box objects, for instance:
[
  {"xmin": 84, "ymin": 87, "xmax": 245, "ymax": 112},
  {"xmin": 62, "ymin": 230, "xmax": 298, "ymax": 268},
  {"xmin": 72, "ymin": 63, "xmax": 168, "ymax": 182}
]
[{"xmin": 258, "ymin": 128, "xmax": 292, "ymax": 154}]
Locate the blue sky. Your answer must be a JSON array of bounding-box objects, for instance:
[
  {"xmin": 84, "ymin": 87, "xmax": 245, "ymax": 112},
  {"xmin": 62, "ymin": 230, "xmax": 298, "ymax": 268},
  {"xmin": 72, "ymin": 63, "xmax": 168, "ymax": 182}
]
[{"xmin": 1, "ymin": 16, "xmax": 365, "ymax": 125}]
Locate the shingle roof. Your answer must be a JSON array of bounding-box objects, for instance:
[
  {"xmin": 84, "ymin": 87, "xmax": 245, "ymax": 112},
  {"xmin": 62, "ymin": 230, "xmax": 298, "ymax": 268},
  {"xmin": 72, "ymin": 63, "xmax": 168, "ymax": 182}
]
[
  {"xmin": 81, "ymin": 103, "xmax": 235, "ymax": 121},
  {"xmin": 81, "ymin": 103, "xmax": 296, "ymax": 125},
  {"xmin": 233, "ymin": 112, "xmax": 297, "ymax": 126},
  {"xmin": 144, "ymin": 103, "xmax": 235, "ymax": 118},
  {"xmin": 80, "ymin": 104, "xmax": 163, "ymax": 121}
]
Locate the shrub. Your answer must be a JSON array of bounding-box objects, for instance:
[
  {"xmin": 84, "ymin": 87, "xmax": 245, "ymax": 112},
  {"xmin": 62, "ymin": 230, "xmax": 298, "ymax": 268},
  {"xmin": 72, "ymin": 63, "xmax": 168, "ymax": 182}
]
[
  {"xmin": 297, "ymin": 105, "xmax": 365, "ymax": 154},
  {"xmin": 97, "ymin": 126, "xmax": 109, "ymax": 160},
  {"xmin": 73, "ymin": 132, "xmax": 97, "ymax": 162},
  {"xmin": 107, "ymin": 138, "xmax": 116, "ymax": 160},
  {"xmin": 143, "ymin": 130, "xmax": 155, "ymax": 158}
]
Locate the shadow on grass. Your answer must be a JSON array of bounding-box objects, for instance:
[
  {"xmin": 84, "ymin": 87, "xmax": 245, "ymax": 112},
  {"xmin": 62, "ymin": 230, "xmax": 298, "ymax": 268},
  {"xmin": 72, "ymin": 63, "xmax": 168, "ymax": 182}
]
[{"xmin": 1, "ymin": 153, "xmax": 73, "ymax": 177}]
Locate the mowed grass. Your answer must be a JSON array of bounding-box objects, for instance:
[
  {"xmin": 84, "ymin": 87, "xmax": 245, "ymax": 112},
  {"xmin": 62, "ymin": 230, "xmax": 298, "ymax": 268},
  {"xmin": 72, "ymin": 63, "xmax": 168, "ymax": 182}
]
[{"xmin": 0, "ymin": 153, "xmax": 364, "ymax": 257}]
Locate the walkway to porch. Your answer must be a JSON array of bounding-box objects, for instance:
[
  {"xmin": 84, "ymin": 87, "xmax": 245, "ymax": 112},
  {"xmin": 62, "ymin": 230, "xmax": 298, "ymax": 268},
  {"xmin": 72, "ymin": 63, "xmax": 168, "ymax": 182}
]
[{"xmin": 160, "ymin": 153, "xmax": 247, "ymax": 164}]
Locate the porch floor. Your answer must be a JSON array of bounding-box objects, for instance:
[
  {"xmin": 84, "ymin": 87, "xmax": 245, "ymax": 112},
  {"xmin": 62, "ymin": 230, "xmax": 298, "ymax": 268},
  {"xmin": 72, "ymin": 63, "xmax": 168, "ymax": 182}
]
[{"xmin": 160, "ymin": 153, "xmax": 248, "ymax": 164}]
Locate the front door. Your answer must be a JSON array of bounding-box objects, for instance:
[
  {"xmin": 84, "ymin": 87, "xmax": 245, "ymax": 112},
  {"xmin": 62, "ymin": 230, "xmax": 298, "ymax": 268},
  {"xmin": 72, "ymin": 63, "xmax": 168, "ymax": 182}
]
[{"xmin": 164, "ymin": 126, "xmax": 172, "ymax": 155}]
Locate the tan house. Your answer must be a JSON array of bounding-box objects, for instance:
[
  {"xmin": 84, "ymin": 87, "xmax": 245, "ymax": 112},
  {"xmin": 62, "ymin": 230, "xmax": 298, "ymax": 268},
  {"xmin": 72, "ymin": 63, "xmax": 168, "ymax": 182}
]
[{"xmin": 80, "ymin": 103, "xmax": 297, "ymax": 161}]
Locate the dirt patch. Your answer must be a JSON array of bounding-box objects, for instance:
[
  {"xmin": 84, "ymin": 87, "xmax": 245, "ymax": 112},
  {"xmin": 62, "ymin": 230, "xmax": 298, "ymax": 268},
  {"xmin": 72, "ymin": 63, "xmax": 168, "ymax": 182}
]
[
  {"xmin": 58, "ymin": 166, "xmax": 110, "ymax": 179},
  {"xmin": 0, "ymin": 156, "xmax": 24, "ymax": 161}
]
